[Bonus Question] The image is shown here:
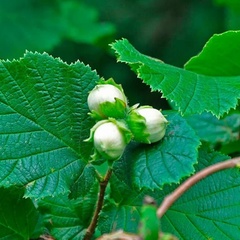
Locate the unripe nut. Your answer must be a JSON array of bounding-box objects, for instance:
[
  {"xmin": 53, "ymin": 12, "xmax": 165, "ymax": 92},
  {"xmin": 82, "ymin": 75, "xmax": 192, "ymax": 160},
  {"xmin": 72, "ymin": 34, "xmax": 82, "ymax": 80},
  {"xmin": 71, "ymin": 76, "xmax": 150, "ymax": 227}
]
[
  {"xmin": 93, "ymin": 121, "xmax": 127, "ymax": 160},
  {"xmin": 87, "ymin": 83, "xmax": 127, "ymax": 119},
  {"xmin": 128, "ymin": 106, "xmax": 168, "ymax": 144}
]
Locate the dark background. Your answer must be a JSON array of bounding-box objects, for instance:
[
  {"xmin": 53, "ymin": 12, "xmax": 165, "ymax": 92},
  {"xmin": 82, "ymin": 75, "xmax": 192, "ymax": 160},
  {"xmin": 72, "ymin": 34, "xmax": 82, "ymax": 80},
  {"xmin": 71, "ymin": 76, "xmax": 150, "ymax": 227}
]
[{"xmin": 0, "ymin": 0, "xmax": 239, "ymax": 109}]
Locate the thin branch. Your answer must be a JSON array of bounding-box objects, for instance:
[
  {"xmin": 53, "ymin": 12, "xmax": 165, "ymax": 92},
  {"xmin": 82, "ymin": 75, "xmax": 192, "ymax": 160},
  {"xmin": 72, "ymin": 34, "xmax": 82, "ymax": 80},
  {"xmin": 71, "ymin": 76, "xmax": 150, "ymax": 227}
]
[
  {"xmin": 38, "ymin": 235, "xmax": 55, "ymax": 240},
  {"xmin": 84, "ymin": 168, "xmax": 113, "ymax": 240},
  {"xmin": 157, "ymin": 156, "xmax": 240, "ymax": 218}
]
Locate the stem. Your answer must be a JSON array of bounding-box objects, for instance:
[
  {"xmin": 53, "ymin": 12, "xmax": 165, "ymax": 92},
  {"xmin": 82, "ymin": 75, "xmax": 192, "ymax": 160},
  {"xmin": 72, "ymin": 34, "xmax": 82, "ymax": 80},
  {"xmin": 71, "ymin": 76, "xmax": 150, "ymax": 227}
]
[
  {"xmin": 83, "ymin": 168, "xmax": 113, "ymax": 240},
  {"xmin": 39, "ymin": 235, "xmax": 55, "ymax": 240},
  {"xmin": 157, "ymin": 156, "xmax": 240, "ymax": 218}
]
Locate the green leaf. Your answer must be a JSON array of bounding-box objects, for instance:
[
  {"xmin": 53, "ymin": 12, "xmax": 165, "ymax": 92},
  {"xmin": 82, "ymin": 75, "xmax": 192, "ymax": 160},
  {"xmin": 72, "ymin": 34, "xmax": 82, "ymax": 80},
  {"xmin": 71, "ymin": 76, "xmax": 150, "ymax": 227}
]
[
  {"xmin": 0, "ymin": 187, "xmax": 43, "ymax": 240},
  {"xmin": 101, "ymin": 145, "xmax": 240, "ymax": 239},
  {"xmin": 185, "ymin": 31, "xmax": 240, "ymax": 76},
  {"xmin": 0, "ymin": 52, "xmax": 98, "ymax": 198},
  {"xmin": 111, "ymin": 36, "xmax": 240, "ymax": 117},
  {"xmin": 185, "ymin": 112, "xmax": 240, "ymax": 144},
  {"xmin": 161, "ymin": 144, "xmax": 240, "ymax": 240},
  {"xmin": 38, "ymin": 183, "xmax": 98, "ymax": 240},
  {"xmin": 0, "ymin": 0, "xmax": 115, "ymax": 59},
  {"xmin": 113, "ymin": 111, "xmax": 200, "ymax": 190}
]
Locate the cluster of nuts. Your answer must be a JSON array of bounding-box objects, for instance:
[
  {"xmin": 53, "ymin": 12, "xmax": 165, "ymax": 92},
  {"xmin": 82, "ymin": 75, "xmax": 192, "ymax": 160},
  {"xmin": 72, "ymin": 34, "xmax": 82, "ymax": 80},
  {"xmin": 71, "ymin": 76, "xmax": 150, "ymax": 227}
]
[{"xmin": 85, "ymin": 79, "xmax": 168, "ymax": 161}]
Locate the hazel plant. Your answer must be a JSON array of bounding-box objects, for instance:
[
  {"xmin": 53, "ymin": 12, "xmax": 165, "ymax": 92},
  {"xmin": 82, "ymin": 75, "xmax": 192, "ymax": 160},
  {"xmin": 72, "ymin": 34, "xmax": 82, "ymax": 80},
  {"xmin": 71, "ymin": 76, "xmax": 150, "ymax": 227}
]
[
  {"xmin": 87, "ymin": 78, "xmax": 128, "ymax": 120},
  {"xmin": 86, "ymin": 79, "xmax": 168, "ymax": 161},
  {"xmin": 85, "ymin": 119, "xmax": 132, "ymax": 161},
  {"xmin": 127, "ymin": 105, "xmax": 168, "ymax": 144}
]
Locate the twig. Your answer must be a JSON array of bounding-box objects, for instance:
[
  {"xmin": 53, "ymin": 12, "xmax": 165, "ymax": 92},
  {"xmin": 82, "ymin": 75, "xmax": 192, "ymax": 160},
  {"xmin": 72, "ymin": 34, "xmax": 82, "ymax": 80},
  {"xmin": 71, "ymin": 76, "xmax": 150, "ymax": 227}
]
[
  {"xmin": 157, "ymin": 156, "xmax": 240, "ymax": 218},
  {"xmin": 84, "ymin": 168, "xmax": 113, "ymax": 240},
  {"xmin": 39, "ymin": 235, "xmax": 55, "ymax": 240}
]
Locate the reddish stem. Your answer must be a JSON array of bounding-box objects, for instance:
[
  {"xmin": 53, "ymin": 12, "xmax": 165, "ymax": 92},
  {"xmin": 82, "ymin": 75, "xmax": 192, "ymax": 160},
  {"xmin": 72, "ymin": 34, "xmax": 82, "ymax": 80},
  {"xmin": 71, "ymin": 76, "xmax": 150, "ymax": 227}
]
[
  {"xmin": 157, "ymin": 156, "xmax": 240, "ymax": 218},
  {"xmin": 83, "ymin": 168, "xmax": 113, "ymax": 240}
]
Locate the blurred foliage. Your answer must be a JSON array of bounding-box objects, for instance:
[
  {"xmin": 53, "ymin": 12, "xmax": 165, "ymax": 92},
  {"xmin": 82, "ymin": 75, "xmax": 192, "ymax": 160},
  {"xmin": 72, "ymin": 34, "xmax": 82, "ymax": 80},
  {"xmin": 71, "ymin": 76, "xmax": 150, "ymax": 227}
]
[
  {"xmin": 0, "ymin": 0, "xmax": 239, "ymax": 154},
  {"xmin": 214, "ymin": 0, "xmax": 240, "ymax": 11},
  {"xmin": 0, "ymin": 0, "xmax": 115, "ymax": 59}
]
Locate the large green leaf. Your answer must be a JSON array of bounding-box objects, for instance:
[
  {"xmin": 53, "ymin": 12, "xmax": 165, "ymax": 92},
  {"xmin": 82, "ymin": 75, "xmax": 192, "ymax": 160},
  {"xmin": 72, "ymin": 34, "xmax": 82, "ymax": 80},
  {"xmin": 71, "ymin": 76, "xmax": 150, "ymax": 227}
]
[
  {"xmin": 0, "ymin": 187, "xmax": 42, "ymax": 240},
  {"xmin": 113, "ymin": 111, "xmax": 200, "ymax": 190},
  {"xmin": 38, "ymin": 183, "xmax": 98, "ymax": 240},
  {"xmin": 0, "ymin": 0, "xmax": 115, "ymax": 59},
  {"xmin": 0, "ymin": 52, "xmax": 98, "ymax": 198},
  {"xmin": 161, "ymin": 144, "xmax": 240, "ymax": 240},
  {"xmin": 111, "ymin": 35, "xmax": 240, "ymax": 117},
  {"xmin": 99, "ymin": 145, "xmax": 240, "ymax": 239},
  {"xmin": 185, "ymin": 111, "xmax": 240, "ymax": 144}
]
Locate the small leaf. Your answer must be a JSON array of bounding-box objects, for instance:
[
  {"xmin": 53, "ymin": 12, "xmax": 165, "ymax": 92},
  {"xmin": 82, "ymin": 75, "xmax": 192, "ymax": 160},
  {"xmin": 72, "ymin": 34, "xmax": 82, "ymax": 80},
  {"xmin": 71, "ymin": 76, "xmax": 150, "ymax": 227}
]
[
  {"xmin": 0, "ymin": 187, "xmax": 43, "ymax": 239},
  {"xmin": 38, "ymin": 183, "xmax": 98, "ymax": 240},
  {"xmin": 161, "ymin": 144, "xmax": 240, "ymax": 240},
  {"xmin": 0, "ymin": 52, "xmax": 98, "ymax": 198},
  {"xmin": 113, "ymin": 111, "xmax": 200, "ymax": 190},
  {"xmin": 111, "ymin": 36, "xmax": 240, "ymax": 117}
]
